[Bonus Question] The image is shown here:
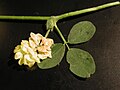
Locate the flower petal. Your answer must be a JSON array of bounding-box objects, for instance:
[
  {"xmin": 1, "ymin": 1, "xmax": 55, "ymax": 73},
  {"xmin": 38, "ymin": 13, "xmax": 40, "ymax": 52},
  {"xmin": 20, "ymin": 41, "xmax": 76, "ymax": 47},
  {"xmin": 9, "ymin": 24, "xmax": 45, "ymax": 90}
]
[
  {"xmin": 37, "ymin": 46, "xmax": 48, "ymax": 53},
  {"xmin": 30, "ymin": 32, "xmax": 42, "ymax": 46},
  {"xmin": 32, "ymin": 52, "xmax": 40, "ymax": 63},
  {"xmin": 14, "ymin": 45, "xmax": 21, "ymax": 53},
  {"xmin": 47, "ymin": 38, "xmax": 54, "ymax": 46},
  {"xmin": 18, "ymin": 58, "xmax": 24, "ymax": 65},
  {"xmin": 27, "ymin": 62, "xmax": 35, "ymax": 67},
  {"xmin": 38, "ymin": 54, "xmax": 48, "ymax": 59},
  {"xmin": 14, "ymin": 52, "xmax": 23, "ymax": 59},
  {"xmin": 29, "ymin": 39, "xmax": 36, "ymax": 49}
]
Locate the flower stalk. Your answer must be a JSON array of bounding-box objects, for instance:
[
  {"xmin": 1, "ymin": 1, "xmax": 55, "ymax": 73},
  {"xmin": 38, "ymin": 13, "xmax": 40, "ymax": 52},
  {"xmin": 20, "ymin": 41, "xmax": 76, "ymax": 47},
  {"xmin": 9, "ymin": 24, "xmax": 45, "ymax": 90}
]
[{"xmin": 45, "ymin": 29, "xmax": 51, "ymax": 38}]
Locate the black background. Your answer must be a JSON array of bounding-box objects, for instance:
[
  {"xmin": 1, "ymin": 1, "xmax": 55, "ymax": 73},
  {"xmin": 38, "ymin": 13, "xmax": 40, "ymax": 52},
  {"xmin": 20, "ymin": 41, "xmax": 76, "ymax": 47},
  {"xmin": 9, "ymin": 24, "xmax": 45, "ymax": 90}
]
[{"xmin": 0, "ymin": 0, "xmax": 120, "ymax": 90}]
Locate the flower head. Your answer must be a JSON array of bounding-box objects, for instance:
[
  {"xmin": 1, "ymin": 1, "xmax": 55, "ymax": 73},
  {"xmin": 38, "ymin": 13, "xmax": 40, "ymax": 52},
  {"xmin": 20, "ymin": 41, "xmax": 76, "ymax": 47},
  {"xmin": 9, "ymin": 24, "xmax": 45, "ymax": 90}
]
[{"xmin": 14, "ymin": 32, "xmax": 54, "ymax": 67}]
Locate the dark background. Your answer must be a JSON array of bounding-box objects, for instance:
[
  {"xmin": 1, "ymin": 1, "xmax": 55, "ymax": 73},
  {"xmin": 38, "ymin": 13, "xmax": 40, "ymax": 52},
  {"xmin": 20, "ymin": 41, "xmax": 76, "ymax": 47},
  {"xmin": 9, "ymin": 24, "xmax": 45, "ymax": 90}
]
[{"xmin": 0, "ymin": 0, "xmax": 120, "ymax": 90}]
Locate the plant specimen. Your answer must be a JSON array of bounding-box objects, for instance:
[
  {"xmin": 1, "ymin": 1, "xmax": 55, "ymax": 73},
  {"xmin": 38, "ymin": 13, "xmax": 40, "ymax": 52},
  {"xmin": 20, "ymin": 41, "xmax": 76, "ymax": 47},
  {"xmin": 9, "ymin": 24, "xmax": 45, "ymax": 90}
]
[{"xmin": 0, "ymin": 1, "xmax": 119, "ymax": 78}]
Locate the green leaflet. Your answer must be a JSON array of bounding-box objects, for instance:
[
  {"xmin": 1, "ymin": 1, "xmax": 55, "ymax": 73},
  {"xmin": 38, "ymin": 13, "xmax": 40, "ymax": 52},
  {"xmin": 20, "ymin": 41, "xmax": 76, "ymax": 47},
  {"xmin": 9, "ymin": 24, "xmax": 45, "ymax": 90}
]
[
  {"xmin": 37, "ymin": 43, "xmax": 65, "ymax": 69},
  {"xmin": 68, "ymin": 21, "xmax": 96, "ymax": 44},
  {"xmin": 67, "ymin": 48, "xmax": 96, "ymax": 78}
]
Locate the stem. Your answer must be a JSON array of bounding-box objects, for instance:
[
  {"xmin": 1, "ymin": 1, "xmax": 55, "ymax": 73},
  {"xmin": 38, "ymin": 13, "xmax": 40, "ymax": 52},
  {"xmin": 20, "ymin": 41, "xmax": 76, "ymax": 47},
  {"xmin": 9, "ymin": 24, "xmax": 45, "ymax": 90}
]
[
  {"xmin": 56, "ymin": 1, "xmax": 120, "ymax": 20},
  {"xmin": 0, "ymin": 16, "xmax": 50, "ymax": 20},
  {"xmin": 55, "ymin": 24, "xmax": 70, "ymax": 50},
  {"xmin": 0, "ymin": 1, "xmax": 119, "ymax": 21},
  {"xmin": 45, "ymin": 29, "xmax": 51, "ymax": 37}
]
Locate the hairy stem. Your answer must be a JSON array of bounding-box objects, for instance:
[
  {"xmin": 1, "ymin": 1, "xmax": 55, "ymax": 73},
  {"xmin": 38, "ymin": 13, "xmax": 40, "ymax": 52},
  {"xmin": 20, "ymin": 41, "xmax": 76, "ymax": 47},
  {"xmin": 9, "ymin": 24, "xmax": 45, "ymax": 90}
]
[
  {"xmin": 56, "ymin": 1, "xmax": 120, "ymax": 20},
  {"xmin": 0, "ymin": 1, "xmax": 119, "ymax": 21},
  {"xmin": 55, "ymin": 25, "xmax": 70, "ymax": 50},
  {"xmin": 0, "ymin": 16, "xmax": 50, "ymax": 20}
]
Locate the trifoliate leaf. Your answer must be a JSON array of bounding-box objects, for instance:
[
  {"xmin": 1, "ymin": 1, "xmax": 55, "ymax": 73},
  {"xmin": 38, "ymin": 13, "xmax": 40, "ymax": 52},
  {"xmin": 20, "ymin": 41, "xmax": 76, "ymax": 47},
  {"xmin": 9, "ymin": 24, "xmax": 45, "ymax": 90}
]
[
  {"xmin": 67, "ymin": 48, "xmax": 96, "ymax": 78},
  {"xmin": 68, "ymin": 21, "xmax": 96, "ymax": 44},
  {"xmin": 37, "ymin": 43, "xmax": 65, "ymax": 69}
]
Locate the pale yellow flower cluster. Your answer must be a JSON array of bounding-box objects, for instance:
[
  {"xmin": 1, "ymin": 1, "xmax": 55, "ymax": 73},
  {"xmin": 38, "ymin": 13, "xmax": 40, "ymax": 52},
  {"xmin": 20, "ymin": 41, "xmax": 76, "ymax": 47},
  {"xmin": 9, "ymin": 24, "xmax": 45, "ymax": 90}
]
[{"xmin": 14, "ymin": 32, "xmax": 54, "ymax": 67}]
